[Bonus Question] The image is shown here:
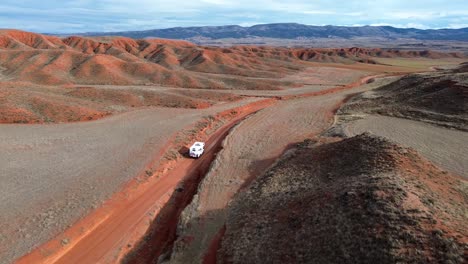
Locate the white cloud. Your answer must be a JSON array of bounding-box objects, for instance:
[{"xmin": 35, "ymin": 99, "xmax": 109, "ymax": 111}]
[
  {"xmin": 384, "ymin": 11, "xmax": 468, "ymax": 20},
  {"xmin": 447, "ymin": 24, "xmax": 468, "ymax": 29},
  {"xmin": 387, "ymin": 12, "xmax": 436, "ymax": 20},
  {"xmin": 344, "ymin": 12, "xmax": 364, "ymax": 17},
  {"xmin": 369, "ymin": 23, "xmax": 430, "ymax": 29},
  {"xmin": 238, "ymin": 22, "xmax": 263, "ymax": 27},
  {"xmin": 0, "ymin": 0, "xmax": 467, "ymax": 32},
  {"xmin": 201, "ymin": 0, "xmax": 233, "ymax": 5},
  {"xmin": 302, "ymin": 10, "xmax": 336, "ymax": 15}
]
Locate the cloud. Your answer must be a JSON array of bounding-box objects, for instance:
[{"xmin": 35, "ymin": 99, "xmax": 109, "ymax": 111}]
[
  {"xmin": 302, "ymin": 10, "xmax": 336, "ymax": 15},
  {"xmin": 0, "ymin": 0, "xmax": 467, "ymax": 33},
  {"xmin": 448, "ymin": 23, "xmax": 468, "ymax": 29},
  {"xmin": 345, "ymin": 12, "xmax": 364, "ymax": 17},
  {"xmin": 201, "ymin": 0, "xmax": 233, "ymax": 5},
  {"xmin": 370, "ymin": 23, "xmax": 430, "ymax": 29},
  {"xmin": 387, "ymin": 12, "xmax": 438, "ymax": 20}
]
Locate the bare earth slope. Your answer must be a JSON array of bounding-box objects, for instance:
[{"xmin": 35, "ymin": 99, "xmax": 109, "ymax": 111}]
[{"xmin": 219, "ymin": 134, "xmax": 467, "ymax": 263}]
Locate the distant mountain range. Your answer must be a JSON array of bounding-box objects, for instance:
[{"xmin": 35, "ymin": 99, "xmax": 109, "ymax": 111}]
[{"xmin": 74, "ymin": 23, "xmax": 468, "ymax": 41}]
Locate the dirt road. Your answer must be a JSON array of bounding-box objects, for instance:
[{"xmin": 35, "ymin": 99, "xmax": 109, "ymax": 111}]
[
  {"xmin": 0, "ymin": 98, "xmax": 259, "ymax": 264},
  {"xmin": 344, "ymin": 115, "xmax": 468, "ymax": 178}
]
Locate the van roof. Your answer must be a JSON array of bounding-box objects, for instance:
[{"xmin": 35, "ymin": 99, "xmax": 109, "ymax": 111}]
[{"xmin": 191, "ymin": 142, "xmax": 204, "ymax": 147}]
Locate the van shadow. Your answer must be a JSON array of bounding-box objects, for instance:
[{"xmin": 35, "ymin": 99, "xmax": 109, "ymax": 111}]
[{"xmin": 178, "ymin": 146, "xmax": 190, "ymax": 158}]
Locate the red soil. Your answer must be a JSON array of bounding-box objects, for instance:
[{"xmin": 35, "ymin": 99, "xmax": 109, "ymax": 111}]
[
  {"xmin": 397, "ymin": 157, "xmax": 467, "ymax": 245},
  {"xmin": 16, "ymin": 98, "xmax": 276, "ymax": 264}
]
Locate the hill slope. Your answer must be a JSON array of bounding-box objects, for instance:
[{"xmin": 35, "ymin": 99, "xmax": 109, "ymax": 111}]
[{"xmin": 219, "ymin": 134, "xmax": 467, "ymax": 263}]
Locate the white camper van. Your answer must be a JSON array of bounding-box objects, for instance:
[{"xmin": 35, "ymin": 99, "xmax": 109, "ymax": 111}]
[{"xmin": 189, "ymin": 142, "xmax": 205, "ymax": 158}]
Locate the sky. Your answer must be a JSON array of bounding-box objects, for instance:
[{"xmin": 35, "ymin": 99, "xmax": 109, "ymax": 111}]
[{"xmin": 1, "ymin": 0, "xmax": 467, "ymax": 33}]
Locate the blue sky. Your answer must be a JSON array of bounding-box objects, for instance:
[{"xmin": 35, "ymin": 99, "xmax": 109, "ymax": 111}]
[{"xmin": 1, "ymin": 0, "xmax": 467, "ymax": 33}]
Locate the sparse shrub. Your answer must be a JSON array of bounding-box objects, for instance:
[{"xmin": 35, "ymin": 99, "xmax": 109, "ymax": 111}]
[{"xmin": 145, "ymin": 170, "xmax": 153, "ymax": 177}]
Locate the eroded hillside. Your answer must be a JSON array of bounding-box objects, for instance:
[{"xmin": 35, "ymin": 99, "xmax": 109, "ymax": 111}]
[{"xmin": 0, "ymin": 30, "xmax": 463, "ymax": 88}]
